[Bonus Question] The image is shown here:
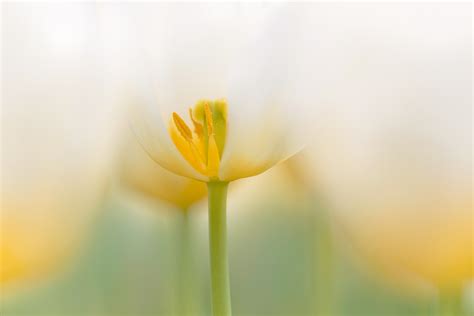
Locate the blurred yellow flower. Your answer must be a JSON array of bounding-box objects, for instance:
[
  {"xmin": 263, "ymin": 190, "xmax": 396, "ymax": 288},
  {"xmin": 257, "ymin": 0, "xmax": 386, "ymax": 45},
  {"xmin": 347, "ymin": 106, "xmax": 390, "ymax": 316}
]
[
  {"xmin": 120, "ymin": 130, "xmax": 207, "ymax": 209},
  {"xmin": 1, "ymin": 196, "xmax": 85, "ymax": 286},
  {"xmin": 345, "ymin": 201, "xmax": 472, "ymax": 293},
  {"xmin": 1, "ymin": 227, "xmax": 62, "ymax": 286}
]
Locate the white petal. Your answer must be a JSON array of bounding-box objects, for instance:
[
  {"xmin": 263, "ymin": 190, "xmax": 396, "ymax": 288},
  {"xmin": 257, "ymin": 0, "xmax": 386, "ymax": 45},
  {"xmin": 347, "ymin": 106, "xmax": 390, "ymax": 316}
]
[
  {"xmin": 100, "ymin": 4, "xmax": 201, "ymax": 180},
  {"xmin": 128, "ymin": 73, "xmax": 208, "ymax": 181},
  {"xmin": 220, "ymin": 4, "xmax": 313, "ymax": 181},
  {"xmin": 127, "ymin": 3, "xmax": 268, "ymax": 114}
]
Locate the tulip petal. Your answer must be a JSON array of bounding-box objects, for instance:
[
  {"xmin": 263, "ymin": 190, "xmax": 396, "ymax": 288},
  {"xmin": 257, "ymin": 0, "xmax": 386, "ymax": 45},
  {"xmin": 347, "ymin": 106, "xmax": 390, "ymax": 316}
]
[
  {"xmin": 220, "ymin": 5, "xmax": 312, "ymax": 181},
  {"xmin": 129, "ymin": 81, "xmax": 208, "ymax": 181},
  {"xmin": 123, "ymin": 4, "xmax": 277, "ymax": 181},
  {"xmin": 128, "ymin": 3, "xmax": 265, "ymax": 114}
]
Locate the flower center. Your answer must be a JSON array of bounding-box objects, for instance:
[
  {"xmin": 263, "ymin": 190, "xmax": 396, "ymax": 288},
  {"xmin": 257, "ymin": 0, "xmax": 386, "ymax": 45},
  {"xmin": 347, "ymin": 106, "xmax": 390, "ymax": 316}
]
[{"xmin": 168, "ymin": 99, "xmax": 227, "ymax": 179}]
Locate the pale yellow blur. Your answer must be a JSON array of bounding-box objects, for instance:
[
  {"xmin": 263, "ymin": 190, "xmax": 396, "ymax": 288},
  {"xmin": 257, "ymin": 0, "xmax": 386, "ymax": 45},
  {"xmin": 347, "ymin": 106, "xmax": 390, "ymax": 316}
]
[
  {"xmin": 349, "ymin": 202, "xmax": 472, "ymax": 293},
  {"xmin": 1, "ymin": 197, "xmax": 85, "ymax": 285},
  {"xmin": 1, "ymin": 170, "xmax": 108, "ymax": 290},
  {"xmin": 320, "ymin": 149, "xmax": 472, "ymax": 293},
  {"xmin": 306, "ymin": 114, "xmax": 472, "ymax": 295},
  {"xmin": 301, "ymin": 144, "xmax": 472, "ymax": 295},
  {"xmin": 120, "ymin": 130, "xmax": 207, "ymax": 210}
]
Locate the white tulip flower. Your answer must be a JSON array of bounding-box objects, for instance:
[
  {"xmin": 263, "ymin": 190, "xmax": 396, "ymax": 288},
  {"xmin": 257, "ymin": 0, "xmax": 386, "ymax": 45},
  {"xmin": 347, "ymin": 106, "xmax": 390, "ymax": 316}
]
[{"xmin": 105, "ymin": 4, "xmax": 314, "ymax": 315}]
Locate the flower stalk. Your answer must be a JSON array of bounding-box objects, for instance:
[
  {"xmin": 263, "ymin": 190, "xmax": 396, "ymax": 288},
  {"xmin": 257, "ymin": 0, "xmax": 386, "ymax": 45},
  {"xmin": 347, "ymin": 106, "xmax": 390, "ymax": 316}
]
[
  {"xmin": 176, "ymin": 209, "xmax": 196, "ymax": 316},
  {"xmin": 207, "ymin": 181, "xmax": 232, "ymax": 316},
  {"xmin": 438, "ymin": 290, "xmax": 464, "ymax": 316},
  {"xmin": 310, "ymin": 203, "xmax": 334, "ymax": 316}
]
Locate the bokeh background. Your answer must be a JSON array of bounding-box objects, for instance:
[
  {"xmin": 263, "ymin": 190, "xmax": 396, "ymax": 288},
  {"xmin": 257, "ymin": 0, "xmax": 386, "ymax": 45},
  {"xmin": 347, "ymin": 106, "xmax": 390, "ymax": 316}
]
[{"xmin": 1, "ymin": 2, "xmax": 472, "ymax": 316}]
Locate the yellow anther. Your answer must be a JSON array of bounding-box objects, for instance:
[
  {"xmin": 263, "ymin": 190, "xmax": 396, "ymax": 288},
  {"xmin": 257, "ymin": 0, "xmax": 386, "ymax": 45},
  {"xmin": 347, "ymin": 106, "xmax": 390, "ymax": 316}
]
[
  {"xmin": 172, "ymin": 112, "xmax": 193, "ymax": 141},
  {"xmin": 204, "ymin": 102, "xmax": 214, "ymax": 135},
  {"xmin": 168, "ymin": 99, "xmax": 228, "ymax": 179},
  {"xmin": 189, "ymin": 108, "xmax": 203, "ymax": 135}
]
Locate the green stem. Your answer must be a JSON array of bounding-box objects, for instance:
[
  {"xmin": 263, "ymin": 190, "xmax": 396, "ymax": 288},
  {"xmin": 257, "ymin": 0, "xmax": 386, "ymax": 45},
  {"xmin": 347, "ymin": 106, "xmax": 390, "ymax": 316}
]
[
  {"xmin": 176, "ymin": 209, "xmax": 196, "ymax": 316},
  {"xmin": 207, "ymin": 181, "xmax": 232, "ymax": 316},
  {"xmin": 438, "ymin": 291, "xmax": 464, "ymax": 316},
  {"xmin": 309, "ymin": 201, "xmax": 334, "ymax": 316}
]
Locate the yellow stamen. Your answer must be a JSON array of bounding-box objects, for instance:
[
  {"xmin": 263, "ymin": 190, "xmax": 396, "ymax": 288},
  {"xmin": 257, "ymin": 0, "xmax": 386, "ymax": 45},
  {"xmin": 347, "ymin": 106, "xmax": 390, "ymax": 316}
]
[
  {"xmin": 173, "ymin": 112, "xmax": 192, "ymax": 141},
  {"xmin": 168, "ymin": 99, "xmax": 228, "ymax": 179},
  {"xmin": 189, "ymin": 108, "xmax": 203, "ymax": 136},
  {"xmin": 204, "ymin": 102, "xmax": 214, "ymax": 135}
]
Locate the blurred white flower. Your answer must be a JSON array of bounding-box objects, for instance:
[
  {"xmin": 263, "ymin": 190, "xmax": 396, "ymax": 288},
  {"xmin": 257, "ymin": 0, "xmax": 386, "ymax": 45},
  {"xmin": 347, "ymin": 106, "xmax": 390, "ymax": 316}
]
[
  {"xmin": 1, "ymin": 3, "xmax": 122, "ymax": 288},
  {"xmin": 304, "ymin": 4, "xmax": 472, "ymax": 294}
]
